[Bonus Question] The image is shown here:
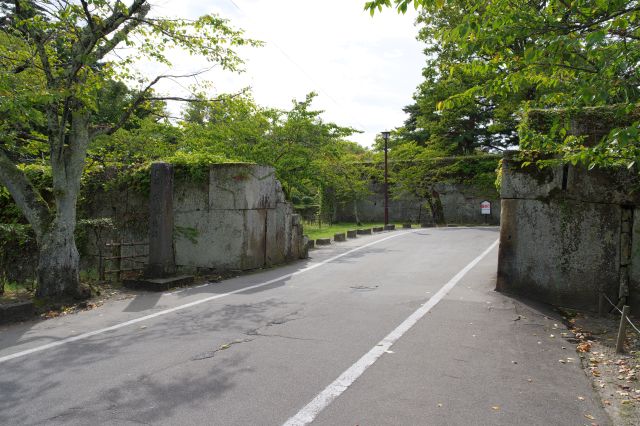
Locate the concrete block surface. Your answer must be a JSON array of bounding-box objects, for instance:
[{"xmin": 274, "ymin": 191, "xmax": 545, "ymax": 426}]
[
  {"xmin": 0, "ymin": 301, "xmax": 34, "ymax": 324},
  {"xmin": 209, "ymin": 164, "xmax": 278, "ymax": 210}
]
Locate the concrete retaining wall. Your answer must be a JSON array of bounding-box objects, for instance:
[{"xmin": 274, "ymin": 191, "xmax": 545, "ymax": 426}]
[
  {"xmin": 497, "ymin": 155, "xmax": 640, "ymax": 311},
  {"xmin": 82, "ymin": 163, "xmax": 306, "ymax": 277},
  {"xmin": 173, "ymin": 164, "xmax": 306, "ymax": 271},
  {"xmin": 335, "ymin": 182, "xmax": 500, "ymax": 225}
]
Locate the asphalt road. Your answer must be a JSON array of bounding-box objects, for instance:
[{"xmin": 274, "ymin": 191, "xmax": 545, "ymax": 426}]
[{"xmin": 0, "ymin": 227, "xmax": 609, "ymax": 425}]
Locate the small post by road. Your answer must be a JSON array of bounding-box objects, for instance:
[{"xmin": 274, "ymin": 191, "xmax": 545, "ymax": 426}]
[
  {"xmin": 598, "ymin": 292, "xmax": 605, "ymax": 317},
  {"xmin": 381, "ymin": 131, "xmax": 390, "ymax": 226},
  {"xmin": 616, "ymin": 305, "xmax": 631, "ymax": 353}
]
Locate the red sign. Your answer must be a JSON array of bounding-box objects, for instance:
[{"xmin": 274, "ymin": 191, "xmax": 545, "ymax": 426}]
[{"xmin": 480, "ymin": 201, "xmax": 491, "ymax": 215}]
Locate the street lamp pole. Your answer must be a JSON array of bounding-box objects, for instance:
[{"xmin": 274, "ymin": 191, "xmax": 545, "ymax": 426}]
[{"xmin": 381, "ymin": 131, "xmax": 390, "ymax": 226}]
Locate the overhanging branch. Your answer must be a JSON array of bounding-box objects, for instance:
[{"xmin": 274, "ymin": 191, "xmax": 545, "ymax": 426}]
[{"xmin": 0, "ymin": 147, "xmax": 50, "ymax": 239}]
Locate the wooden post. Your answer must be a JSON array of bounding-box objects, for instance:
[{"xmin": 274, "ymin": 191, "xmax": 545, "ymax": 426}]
[{"xmin": 616, "ymin": 305, "xmax": 631, "ymax": 354}]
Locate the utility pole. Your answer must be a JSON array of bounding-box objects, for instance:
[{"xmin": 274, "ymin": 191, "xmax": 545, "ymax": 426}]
[{"xmin": 381, "ymin": 131, "xmax": 390, "ymax": 226}]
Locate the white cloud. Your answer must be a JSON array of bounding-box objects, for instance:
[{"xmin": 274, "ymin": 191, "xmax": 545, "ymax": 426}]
[{"xmin": 140, "ymin": 0, "xmax": 425, "ymax": 147}]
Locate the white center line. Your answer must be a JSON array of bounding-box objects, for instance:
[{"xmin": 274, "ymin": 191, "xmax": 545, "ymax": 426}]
[
  {"xmin": 282, "ymin": 238, "xmax": 500, "ymax": 426},
  {"xmin": 0, "ymin": 231, "xmax": 416, "ymax": 364}
]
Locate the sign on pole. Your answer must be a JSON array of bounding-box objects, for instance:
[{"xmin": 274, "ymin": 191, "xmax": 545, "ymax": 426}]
[{"xmin": 480, "ymin": 201, "xmax": 491, "ymax": 215}]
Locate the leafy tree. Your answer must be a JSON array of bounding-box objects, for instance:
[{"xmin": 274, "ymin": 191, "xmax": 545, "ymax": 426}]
[
  {"xmin": 365, "ymin": 0, "xmax": 640, "ymax": 167},
  {"xmin": 181, "ymin": 93, "xmax": 273, "ymax": 161},
  {"xmin": 0, "ymin": 0, "xmax": 258, "ymax": 296},
  {"xmin": 402, "ymin": 65, "xmax": 521, "ymax": 155},
  {"xmin": 182, "ymin": 92, "xmax": 363, "ymax": 205}
]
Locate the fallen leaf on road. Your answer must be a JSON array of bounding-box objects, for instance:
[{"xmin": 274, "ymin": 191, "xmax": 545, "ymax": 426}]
[
  {"xmin": 577, "ymin": 342, "xmax": 592, "ymax": 352},
  {"xmin": 491, "ymin": 406, "xmax": 500, "ymax": 411},
  {"xmin": 559, "ymin": 359, "xmax": 566, "ymax": 364},
  {"xmin": 584, "ymin": 414, "xmax": 595, "ymax": 420},
  {"xmin": 578, "ymin": 396, "xmax": 585, "ymax": 401},
  {"xmin": 437, "ymin": 403, "xmax": 443, "ymax": 408}
]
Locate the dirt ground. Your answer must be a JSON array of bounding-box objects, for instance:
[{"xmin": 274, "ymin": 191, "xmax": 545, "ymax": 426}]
[{"xmin": 567, "ymin": 311, "xmax": 640, "ymax": 426}]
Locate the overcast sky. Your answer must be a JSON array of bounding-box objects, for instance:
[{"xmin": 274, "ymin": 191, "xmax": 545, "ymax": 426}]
[{"xmin": 145, "ymin": 0, "xmax": 425, "ymax": 147}]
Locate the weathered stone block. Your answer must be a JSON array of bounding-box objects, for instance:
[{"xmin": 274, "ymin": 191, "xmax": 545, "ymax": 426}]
[
  {"xmin": 334, "ymin": 233, "xmax": 346, "ymax": 242},
  {"xmin": 346, "ymin": 230, "xmax": 357, "ymax": 238},
  {"xmin": 402, "ymin": 223, "xmax": 412, "ymax": 229},
  {"xmin": 357, "ymin": 228, "xmax": 372, "ymax": 235},
  {"xmin": 243, "ymin": 209, "xmax": 268, "ymax": 269},
  {"xmin": 146, "ymin": 162, "xmax": 176, "ymax": 278},
  {"xmin": 307, "ymin": 239, "xmax": 315, "ymax": 249},
  {"xmin": 316, "ymin": 238, "xmax": 331, "ymax": 246},
  {"xmin": 621, "ymin": 232, "xmax": 632, "ymax": 266},
  {"xmin": 209, "ymin": 164, "xmax": 278, "ymax": 210},
  {"xmin": 628, "ymin": 209, "xmax": 640, "ymax": 309},
  {"xmin": 500, "ymin": 158, "xmax": 563, "ymax": 200},
  {"xmin": 497, "ymin": 198, "xmax": 620, "ymax": 311},
  {"xmin": 501, "ymin": 155, "xmax": 640, "ymax": 206},
  {"xmin": 372, "ymin": 227, "xmax": 384, "ymax": 232},
  {"xmin": 384, "ymin": 224, "xmax": 395, "ymax": 231},
  {"xmin": 266, "ymin": 207, "xmax": 282, "ymax": 266},
  {"xmin": 173, "ymin": 181, "xmax": 208, "ymax": 213},
  {"xmin": 300, "ymin": 236, "xmax": 309, "ymax": 259},
  {"xmin": 174, "ymin": 210, "xmax": 244, "ymax": 270}
]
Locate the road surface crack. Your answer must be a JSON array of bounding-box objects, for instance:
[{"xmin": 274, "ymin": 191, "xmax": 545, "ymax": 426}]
[
  {"xmin": 191, "ymin": 338, "xmax": 255, "ymax": 361},
  {"xmin": 244, "ymin": 330, "xmax": 318, "ymax": 341}
]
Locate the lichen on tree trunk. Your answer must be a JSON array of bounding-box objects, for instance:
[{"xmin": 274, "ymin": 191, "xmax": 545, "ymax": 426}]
[
  {"xmin": 36, "ymin": 221, "xmax": 80, "ymax": 297},
  {"xmin": 427, "ymin": 190, "xmax": 445, "ymax": 225}
]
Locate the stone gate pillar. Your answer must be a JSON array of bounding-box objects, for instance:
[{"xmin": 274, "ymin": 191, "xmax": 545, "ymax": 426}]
[{"xmin": 145, "ymin": 162, "xmax": 176, "ymax": 278}]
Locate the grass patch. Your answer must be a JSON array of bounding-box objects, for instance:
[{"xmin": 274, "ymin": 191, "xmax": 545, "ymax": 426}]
[
  {"xmin": 302, "ymin": 222, "xmax": 406, "ymax": 240},
  {"xmin": 0, "ymin": 279, "xmax": 35, "ymax": 304}
]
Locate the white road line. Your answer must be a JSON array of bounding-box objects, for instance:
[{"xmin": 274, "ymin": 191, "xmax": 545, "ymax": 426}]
[
  {"xmin": 282, "ymin": 238, "xmax": 500, "ymax": 426},
  {"xmin": 0, "ymin": 231, "xmax": 416, "ymax": 364}
]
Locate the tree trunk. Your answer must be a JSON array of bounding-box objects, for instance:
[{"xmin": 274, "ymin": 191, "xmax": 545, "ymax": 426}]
[
  {"xmin": 36, "ymin": 219, "xmax": 80, "ymax": 297},
  {"xmin": 353, "ymin": 199, "xmax": 361, "ymax": 225},
  {"xmin": 35, "ymin": 112, "xmax": 88, "ymax": 297},
  {"xmin": 426, "ymin": 190, "xmax": 445, "ymax": 225}
]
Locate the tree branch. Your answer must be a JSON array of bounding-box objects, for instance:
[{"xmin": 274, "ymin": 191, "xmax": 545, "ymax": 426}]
[
  {"xmin": 92, "ymin": 68, "xmax": 226, "ymax": 137},
  {"xmin": 79, "ymin": 0, "xmax": 96, "ymax": 33},
  {"xmin": 0, "ymin": 148, "xmax": 50, "ymax": 239}
]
